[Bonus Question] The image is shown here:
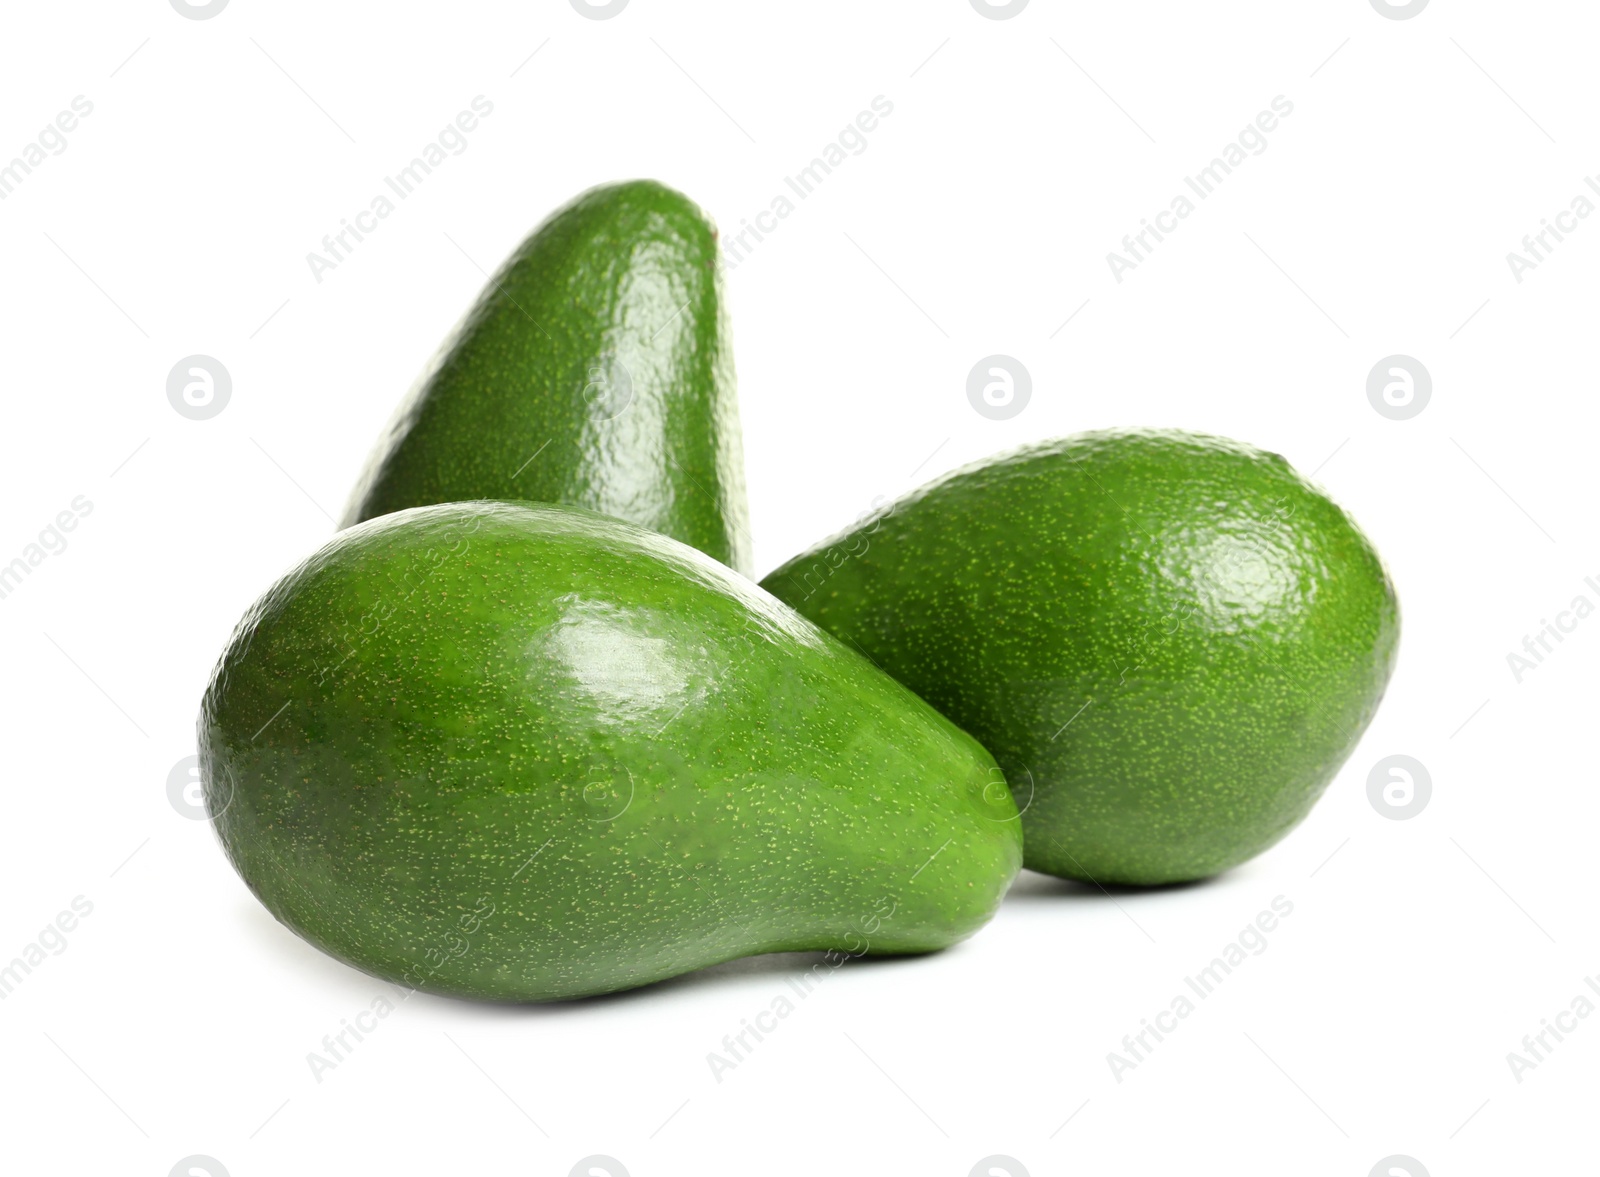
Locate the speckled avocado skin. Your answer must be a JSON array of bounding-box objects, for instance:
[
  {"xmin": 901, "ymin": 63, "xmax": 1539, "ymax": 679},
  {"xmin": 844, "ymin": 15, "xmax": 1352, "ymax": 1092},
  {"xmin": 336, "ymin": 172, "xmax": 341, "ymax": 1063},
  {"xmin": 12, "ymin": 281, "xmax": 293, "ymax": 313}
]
[
  {"xmin": 341, "ymin": 180, "xmax": 752, "ymax": 575},
  {"xmin": 200, "ymin": 501, "xmax": 1019, "ymax": 1001},
  {"xmin": 761, "ymin": 429, "xmax": 1400, "ymax": 886}
]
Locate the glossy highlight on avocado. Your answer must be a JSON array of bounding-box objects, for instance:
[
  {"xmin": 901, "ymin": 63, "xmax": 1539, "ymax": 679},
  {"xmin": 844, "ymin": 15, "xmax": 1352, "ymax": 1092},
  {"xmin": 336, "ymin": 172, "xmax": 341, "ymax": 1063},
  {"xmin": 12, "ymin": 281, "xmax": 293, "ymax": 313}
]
[
  {"xmin": 762, "ymin": 429, "xmax": 1400, "ymax": 886},
  {"xmin": 199, "ymin": 502, "xmax": 1020, "ymax": 1001},
  {"xmin": 341, "ymin": 180, "xmax": 751, "ymax": 574}
]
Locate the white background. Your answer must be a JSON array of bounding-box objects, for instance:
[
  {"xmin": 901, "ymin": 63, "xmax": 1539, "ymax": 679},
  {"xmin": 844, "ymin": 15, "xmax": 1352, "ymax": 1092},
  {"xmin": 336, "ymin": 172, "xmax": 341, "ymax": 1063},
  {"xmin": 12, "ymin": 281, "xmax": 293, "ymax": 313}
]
[{"xmin": 0, "ymin": 1, "xmax": 1592, "ymax": 1174}]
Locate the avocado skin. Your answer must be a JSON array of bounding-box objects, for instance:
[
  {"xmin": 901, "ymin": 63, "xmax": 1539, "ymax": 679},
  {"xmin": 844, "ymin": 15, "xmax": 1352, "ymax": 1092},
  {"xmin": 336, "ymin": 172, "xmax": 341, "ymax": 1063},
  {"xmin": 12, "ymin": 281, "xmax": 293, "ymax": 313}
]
[
  {"xmin": 761, "ymin": 429, "xmax": 1400, "ymax": 886},
  {"xmin": 200, "ymin": 502, "xmax": 1019, "ymax": 1002},
  {"xmin": 341, "ymin": 180, "xmax": 751, "ymax": 575}
]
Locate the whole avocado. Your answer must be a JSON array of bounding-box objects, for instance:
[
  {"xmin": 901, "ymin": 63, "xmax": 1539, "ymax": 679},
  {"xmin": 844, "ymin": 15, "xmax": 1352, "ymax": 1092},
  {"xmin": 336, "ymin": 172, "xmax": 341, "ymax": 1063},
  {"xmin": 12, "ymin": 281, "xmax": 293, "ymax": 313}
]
[
  {"xmin": 200, "ymin": 502, "xmax": 1020, "ymax": 1001},
  {"xmin": 761, "ymin": 429, "xmax": 1400, "ymax": 886},
  {"xmin": 341, "ymin": 180, "xmax": 752, "ymax": 574}
]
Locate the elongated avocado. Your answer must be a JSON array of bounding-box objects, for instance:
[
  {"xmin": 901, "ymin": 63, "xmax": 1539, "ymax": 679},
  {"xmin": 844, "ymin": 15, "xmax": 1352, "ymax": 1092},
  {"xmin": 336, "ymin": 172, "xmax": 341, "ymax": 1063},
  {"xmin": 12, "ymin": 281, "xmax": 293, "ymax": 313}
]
[
  {"xmin": 761, "ymin": 429, "xmax": 1399, "ymax": 886},
  {"xmin": 199, "ymin": 502, "xmax": 1019, "ymax": 1001},
  {"xmin": 341, "ymin": 180, "xmax": 751, "ymax": 574}
]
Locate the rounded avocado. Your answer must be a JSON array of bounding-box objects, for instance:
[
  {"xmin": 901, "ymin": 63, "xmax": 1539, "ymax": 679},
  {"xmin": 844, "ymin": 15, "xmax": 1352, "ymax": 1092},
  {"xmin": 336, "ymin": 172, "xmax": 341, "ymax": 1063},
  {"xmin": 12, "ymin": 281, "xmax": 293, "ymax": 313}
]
[
  {"xmin": 342, "ymin": 180, "xmax": 752, "ymax": 574},
  {"xmin": 200, "ymin": 501, "xmax": 1020, "ymax": 1000},
  {"xmin": 762, "ymin": 429, "xmax": 1400, "ymax": 886}
]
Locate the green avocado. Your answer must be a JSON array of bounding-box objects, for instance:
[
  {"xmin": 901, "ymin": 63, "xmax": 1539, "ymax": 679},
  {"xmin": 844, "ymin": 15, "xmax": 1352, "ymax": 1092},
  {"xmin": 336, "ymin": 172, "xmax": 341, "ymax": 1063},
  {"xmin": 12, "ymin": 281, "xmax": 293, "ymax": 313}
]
[
  {"xmin": 199, "ymin": 501, "xmax": 1020, "ymax": 1001},
  {"xmin": 761, "ymin": 429, "xmax": 1399, "ymax": 886},
  {"xmin": 341, "ymin": 180, "xmax": 751, "ymax": 575}
]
